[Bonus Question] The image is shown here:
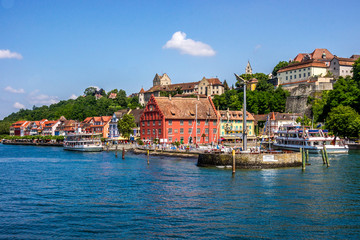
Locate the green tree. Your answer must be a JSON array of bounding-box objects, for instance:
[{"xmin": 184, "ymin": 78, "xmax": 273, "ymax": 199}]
[
  {"xmin": 326, "ymin": 105, "xmax": 360, "ymax": 138},
  {"xmin": 353, "ymin": 57, "xmax": 360, "ymax": 85},
  {"xmin": 223, "ymin": 80, "xmax": 230, "ymax": 91},
  {"xmin": 296, "ymin": 115, "xmax": 311, "ymax": 126},
  {"xmin": 84, "ymin": 87, "xmax": 97, "ymax": 96},
  {"xmin": 117, "ymin": 114, "xmax": 136, "ymax": 140},
  {"xmin": 272, "ymin": 61, "xmax": 289, "ymax": 77}
]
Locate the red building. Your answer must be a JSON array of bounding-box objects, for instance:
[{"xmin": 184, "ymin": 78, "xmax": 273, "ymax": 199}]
[{"xmin": 140, "ymin": 95, "xmax": 220, "ymax": 144}]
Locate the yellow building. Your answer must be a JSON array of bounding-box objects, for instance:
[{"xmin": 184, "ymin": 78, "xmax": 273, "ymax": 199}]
[{"xmin": 219, "ymin": 109, "xmax": 255, "ymax": 142}]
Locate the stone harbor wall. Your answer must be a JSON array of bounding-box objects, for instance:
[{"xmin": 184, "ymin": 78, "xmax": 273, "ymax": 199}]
[{"xmin": 197, "ymin": 152, "xmax": 302, "ymax": 169}]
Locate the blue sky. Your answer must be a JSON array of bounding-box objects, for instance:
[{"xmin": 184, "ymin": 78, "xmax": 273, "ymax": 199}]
[{"xmin": 1, "ymin": 0, "xmax": 359, "ymax": 120}]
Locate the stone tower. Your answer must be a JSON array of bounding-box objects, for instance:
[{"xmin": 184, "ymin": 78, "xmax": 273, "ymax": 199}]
[
  {"xmin": 153, "ymin": 73, "xmax": 171, "ymax": 87},
  {"xmin": 245, "ymin": 61, "xmax": 252, "ymax": 75}
]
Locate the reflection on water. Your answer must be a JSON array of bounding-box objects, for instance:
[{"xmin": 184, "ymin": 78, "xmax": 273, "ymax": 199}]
[{"xmin": 0, "ymin": 144, "xmax": 360, "ymax": 239}]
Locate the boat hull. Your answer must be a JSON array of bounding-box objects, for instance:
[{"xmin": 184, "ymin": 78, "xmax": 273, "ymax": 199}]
[
  {"xmin": 63, "ymin": 146, "xmax": 103, "ymax": 152},
  {"xmin": 273, "ymin": 144, "xmax": 348, "ymax": 154}
]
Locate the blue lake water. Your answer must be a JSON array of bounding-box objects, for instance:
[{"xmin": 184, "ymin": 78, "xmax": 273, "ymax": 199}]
[{"xmin": 0, "ymin": 144, "xmax": 360, "ymax": 239}]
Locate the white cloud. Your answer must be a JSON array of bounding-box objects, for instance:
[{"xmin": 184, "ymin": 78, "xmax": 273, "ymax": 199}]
[
  {"xmin": 28, "ymin": 90, "xmax": 59, "ymax": 105},
  {"xmin": 0, "ymin": 49, "xmax": 23, "ymax": 59},
  {"xmin": 69, "ymin": 94, "xmax": 77, "ymax": 100},
  {"xmin": 4, "ymin": 86, "xmax": 25, "ymax": 94},
  {"xmin": 254, "ymin": 44, "xmax": 262, "ymax": 51},
  {"xmin": 163, "ymin": 31, "xmax": 216, "ymax": 57},
  {"xmin": 13, "ymin": 102, "xmax": 25, "ymax": 109}
]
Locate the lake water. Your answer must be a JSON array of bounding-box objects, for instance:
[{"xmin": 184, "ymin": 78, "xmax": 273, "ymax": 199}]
[{"xmin": 0, "ymin": 144, "xmax": 360, "ymax": 239}]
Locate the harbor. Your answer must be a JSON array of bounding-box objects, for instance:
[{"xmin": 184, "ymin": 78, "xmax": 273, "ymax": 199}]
[{"xmin": 1, "ymin": 144, "xmax": 359, "ymax": 239}]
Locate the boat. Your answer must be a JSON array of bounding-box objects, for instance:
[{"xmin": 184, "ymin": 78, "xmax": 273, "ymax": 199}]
[
  {"xmin": 63, "ymin": 133, "xmax": 103, "ymax": 152},
  {"xmin": 273, "ymin": 125, "xmax": 348, "ymax": 154}
]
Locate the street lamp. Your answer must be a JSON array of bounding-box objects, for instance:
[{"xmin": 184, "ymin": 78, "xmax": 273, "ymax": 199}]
[{"xmin": 234, "ymin": 73, "xmax": 248, "ymax": 151}]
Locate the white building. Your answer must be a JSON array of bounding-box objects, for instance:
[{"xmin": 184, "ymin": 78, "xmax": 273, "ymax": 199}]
[
  {"xmin": 329, "ymin": 55, "xmax": 359, "ymax": 78},
  {"xmin": 277, "ymin": 60, "xmax": 328, "ymax": 87}
]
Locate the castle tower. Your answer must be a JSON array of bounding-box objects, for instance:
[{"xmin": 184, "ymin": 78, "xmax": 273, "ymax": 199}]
[
  {"xmin": 153, "ymin": 73, "xmax": 171, "ymax": 87},
  {"xmin": 245, "ymin": 61, "xmax": 252, "ymax": 75}
]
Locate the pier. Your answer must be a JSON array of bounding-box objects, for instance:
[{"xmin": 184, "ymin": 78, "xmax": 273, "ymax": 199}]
[{"xmin": 197, "ymin": 151, "xmax": 302, "ymax": 169}]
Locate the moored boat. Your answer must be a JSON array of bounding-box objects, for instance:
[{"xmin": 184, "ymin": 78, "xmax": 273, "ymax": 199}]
[
  {"xmin": 273, "ymin": 125, "xmax": 348, "ymax": 154},
  {"xmin": 63, "ymin": 133, "xmax": 103, "ymax": 152}
]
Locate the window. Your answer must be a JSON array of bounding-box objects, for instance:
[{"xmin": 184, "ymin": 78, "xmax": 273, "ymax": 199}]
[
  {"xmin": 153, "ymin": 120, "xmax": 155, "ymax": 126},
  {"xmin": 197, "ymin": 121, "xmax": 200, "ymax": 126},
  {"xmin": 299, "ymin": 69, "xmax": 301, "ymax": 72},
  {"xmin": 180, "ymin": 120, "xmax": 184, "ymax": 125},
  {"xmin": 294, "ymin": 75, "xmax": 297, "ymax": 79},
  {"xmin": 158, "ymin": 129, "xmax": 161, "ymax": 135},
  {"xmin": 180, "ymin": 128, "xmax": 184, "ymax": 134},
  {"xmin": 188, "ymin": 128, "xmax": 192, "ymax": 134},
  {"xmin": 197, "ymin": 128, "xmax": 200, "ymax": 134},
  {"xmin": 205, "ymin": 128, "xmax": 209, "ymax": 134},
  {"xmin": 294, "ymin": 70, "xmax": 296, "ymax": 73},
  {"xmin": 158, "ymin": 120, "xmax": 161, "ymax": 126},
  {"xmin": 286, "ymin": 76, "xmax": 288, "ymax": 80},
  {"xmin": 142, "ymin": 129, "xmax": 145, "ymax": 134},
  {"xmin": 153, "ymin": 129, "xmax": 155, "ymax": 135},
  {"xmin": 147, "ymin": 121, "xmax": 150, "ymax": 126},
  {"xmin": 189, "ymin": 120, "xmax": 192, "ymax": 125},
  {"xmin": 147, "ymin": 129, "xmax": 150, "ymax": 134},
  {"xmin": 142, "ymin": 122, "xmax": 145, "ymax": 127},
  {"xmin": 174, "ymin": 129, "xmax": 178, "ymax": 133},
  {"xmin": 168, "ymin": 128, "xmax": 172, "ymax": 134},
  {"xmin": 299, "ymin": 74, "xmax": 301, "ymax": 78},
  {"xmin": 290, "ymin": 76, "xmax": 292, "ymax": 80},
  {"xmin": 308, "ymin": 72, "xmax": 310, "ymax": 76},
  {"xmin": 303, "ymin": 73, "xmax": 306, "ymax": 77},
  {"xmin": 205, "ymin": 137, "xmax": 209, "ymax": 142},
  {"xmin": 308, "ymin": 67, "xmax": 310, "ymax": 70},
  {"xmin": 213, "ymin": 120, "xmax": 217, "ymax": 125},
  {"xmin": 169, "ymin": 137, "xmax": 172, "ymax": 142},
  {"xmin": 213, "ymin": 128, "xmax": 217, "ymax": 134},
  {"xmin": 169, "ymin": 120, "xmax": 172, "ymax": 126}
]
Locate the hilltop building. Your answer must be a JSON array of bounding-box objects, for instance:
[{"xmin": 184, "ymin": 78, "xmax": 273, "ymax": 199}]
[
  {"xmin": 329, "ymin": 55, "xmax": 359, "ymax": 78},
  {"xmin": 140, "ymin": 95, "xmax": 220, "ymax": 144},
  {"xmin": 138, "ymin": 73, "xmax": 224, "ymax": 106}
]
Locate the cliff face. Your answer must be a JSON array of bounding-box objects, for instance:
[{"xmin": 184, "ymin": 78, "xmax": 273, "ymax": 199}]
[{"xmin": 285, "ymin": 81, "xmax": 333, "ymax": 116}]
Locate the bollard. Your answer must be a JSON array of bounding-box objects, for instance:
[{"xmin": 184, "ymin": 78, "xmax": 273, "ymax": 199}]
[
  {"xmin": 324, "ymin": 145, "xmax": 330, "ymax": 167},
  {"xmin": 302, "ymin": 148, "xmax": 306, "ymax": 171},
  {"xmin": 232, "ymin": 149, "xmax": 236, "ymax": 175},
  {"xmin": 147, "ymin": 149, "xmax": 149, "ymax": 165},
  {"xmin": 122, "ymin": 147, "xmax": 125, "ymax": 160},
  {"xmin": 321, "ymin": 149, "xmax": 326, "ymax": 164},
  {"xmin": 306, "ymin": 150, "xmax": 309, "ymax": 163}
]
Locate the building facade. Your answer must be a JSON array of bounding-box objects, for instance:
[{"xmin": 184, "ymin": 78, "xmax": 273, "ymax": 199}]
[
  {"xmin": 219, "ymin": 110, "xmax": 255, "ymax": 142},
  {"xmin": 139, "ymin": 73, "xmax": 224, "ymax": 106},
  {"xmin": 140, "ymin": 95, "xmax": 220, "ymax": 144},
  {"xmin": 329, "ymin": 55, "xmax": 359, "ymax": 78}
]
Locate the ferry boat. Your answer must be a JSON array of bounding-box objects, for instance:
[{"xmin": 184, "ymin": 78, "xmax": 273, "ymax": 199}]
[
  {"xmin": 63, "ymin": 133, "xmax": 103, "ymax": 152},
  {"xmin": 273, "ymin": 125, "xmax": 348, "ymax": 154}
]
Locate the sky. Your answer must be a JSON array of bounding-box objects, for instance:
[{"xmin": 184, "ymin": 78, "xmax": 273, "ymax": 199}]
[{"xmin": 1, "ymin": 0, "xmax": 359, "ymax": 120}]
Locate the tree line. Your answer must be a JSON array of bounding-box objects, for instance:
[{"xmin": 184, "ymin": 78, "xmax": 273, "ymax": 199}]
[{"xmin": 0, "ymin": 87, "xmax": 142, "ymax": 135}]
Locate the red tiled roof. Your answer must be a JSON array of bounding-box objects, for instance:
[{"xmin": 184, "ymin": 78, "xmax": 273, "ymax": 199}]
[
  {"xmin": 206, "ymin": 78, "xmax": 223, "ymax": 86},
  {"xmin": 153, "ymin": 96, "xmax": 218, "ymax": 120},
  {"xmin": 139, "ymin": 88, "xmax": 145, "ymax": 93}
]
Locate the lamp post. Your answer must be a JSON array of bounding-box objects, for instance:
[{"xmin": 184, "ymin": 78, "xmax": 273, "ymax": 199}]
[{"xmin": 234, "ymin": 73, "xmax": 248, "ymax": 151}]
